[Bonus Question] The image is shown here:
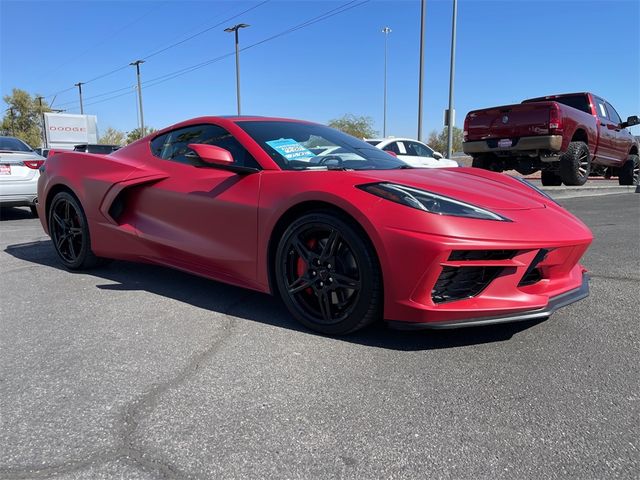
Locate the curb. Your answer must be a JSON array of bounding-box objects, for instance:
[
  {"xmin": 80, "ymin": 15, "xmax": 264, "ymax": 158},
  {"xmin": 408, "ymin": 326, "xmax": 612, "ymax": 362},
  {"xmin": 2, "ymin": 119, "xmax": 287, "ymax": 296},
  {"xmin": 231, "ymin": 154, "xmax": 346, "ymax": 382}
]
[{"xmin": 540, "ymin": 185, "xmax": 638, "ymax": 199}]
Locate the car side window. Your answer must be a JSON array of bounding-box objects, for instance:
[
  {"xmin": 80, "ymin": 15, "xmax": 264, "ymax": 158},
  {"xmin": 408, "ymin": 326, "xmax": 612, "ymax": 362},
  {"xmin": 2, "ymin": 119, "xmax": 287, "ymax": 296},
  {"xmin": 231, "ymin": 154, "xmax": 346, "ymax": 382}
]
[
  {"xmin": 150, "ymin": 124, "xmax": 260, "ymax": 168},
  {"xmin": 594, "ymin": 97, "xmax": 609, "ymax": 121},
  {"xmin": 383, "ymin": 142, "xmax": 401, "ymax": 155},
  {"xmin": 605, "ymin": 102, "xmax": 622, "ymax": 125},
  {"xmin": 406, "ymin": 141, "xmax": 434, "ymax": 157}
]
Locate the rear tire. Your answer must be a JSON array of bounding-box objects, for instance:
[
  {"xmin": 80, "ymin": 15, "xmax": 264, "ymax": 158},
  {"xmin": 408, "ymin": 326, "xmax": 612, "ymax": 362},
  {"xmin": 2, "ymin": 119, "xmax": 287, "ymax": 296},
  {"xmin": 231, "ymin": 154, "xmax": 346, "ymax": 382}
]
[
  {"xmin": 48, "ymin": 191, "xmax": 104, "ymax": 270},
  {"xmin": 618, "ymin": 154, "xmax": 639, "ymax": 185},
  {"xmin": 559, "ymin": 141, "xmax": 590, "ymax": 186},
  {"xmin": 275, "ymin": 211, "xmax": 382, "ymax": 335},
  {"xmin": 471, "ymin": 156, "xmax": 487, "ymax": 169},
  {"xmin": 29, "ymin": 204, "xmax": 38, "ymax": 217},
  {"xmin": 541, "ymin": 170, "xmax": 562, "ymax": 186}
]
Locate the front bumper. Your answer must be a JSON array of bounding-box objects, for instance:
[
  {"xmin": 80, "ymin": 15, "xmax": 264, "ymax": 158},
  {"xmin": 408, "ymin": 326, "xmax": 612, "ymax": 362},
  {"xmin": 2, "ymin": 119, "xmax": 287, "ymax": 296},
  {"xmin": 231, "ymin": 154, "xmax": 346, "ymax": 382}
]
[
  {"xmin": 389, "ymin": 273, "xmax": 589, "ymax": 330},
  {"xmin": 463, "ymin": 135, "xmax": 563, "ymax": 154}
]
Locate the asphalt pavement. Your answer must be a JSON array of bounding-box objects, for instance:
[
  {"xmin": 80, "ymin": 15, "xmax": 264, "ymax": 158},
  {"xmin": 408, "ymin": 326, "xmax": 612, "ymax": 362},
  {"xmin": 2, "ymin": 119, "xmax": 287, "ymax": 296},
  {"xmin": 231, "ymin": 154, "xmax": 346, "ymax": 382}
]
[{"xmin": 0, "ymin": 193, "xmax": 638, "ymax": 480}]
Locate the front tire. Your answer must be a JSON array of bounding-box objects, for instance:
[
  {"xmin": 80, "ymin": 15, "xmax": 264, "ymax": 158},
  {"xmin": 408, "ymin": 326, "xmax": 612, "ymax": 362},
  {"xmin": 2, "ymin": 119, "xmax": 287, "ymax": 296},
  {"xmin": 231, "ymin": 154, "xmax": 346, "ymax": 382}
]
[
  {"xmin": 275, "ymin": 211, "xmax": 382, "ymax": 335},
  {"xmin": 559, "ymin": 141, "xmax": 590, "ymax": 186},
  {"xmin": 618, "ymin": 154, "xmax": 639, "ymax": 185},
  {"xmin": 48, "ymin": 191, "xmax": 103, "ymax": 270},
  {"xmin": 541, "ymin": 170, "xmax": 562, "ymax": 186}
]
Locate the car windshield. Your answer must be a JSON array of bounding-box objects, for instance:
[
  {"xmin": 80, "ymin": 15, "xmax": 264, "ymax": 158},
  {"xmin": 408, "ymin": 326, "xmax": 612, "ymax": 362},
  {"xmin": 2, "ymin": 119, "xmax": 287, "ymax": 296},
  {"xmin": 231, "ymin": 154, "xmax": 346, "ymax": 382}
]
[
  {"xmin": 0, "ymin": 136, "xmax": 33, "ymax": 152},
  {"xmin": 237, "ymin": 121, "xmax": 406, "ymax": 170}
]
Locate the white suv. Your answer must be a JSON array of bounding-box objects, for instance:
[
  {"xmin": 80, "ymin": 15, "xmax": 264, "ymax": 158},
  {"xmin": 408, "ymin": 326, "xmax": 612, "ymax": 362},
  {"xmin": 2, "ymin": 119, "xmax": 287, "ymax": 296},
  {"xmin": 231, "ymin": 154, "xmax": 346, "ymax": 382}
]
[{"xmin": 0, "ymin": 136, "xmax": 46, "ymax": 217}]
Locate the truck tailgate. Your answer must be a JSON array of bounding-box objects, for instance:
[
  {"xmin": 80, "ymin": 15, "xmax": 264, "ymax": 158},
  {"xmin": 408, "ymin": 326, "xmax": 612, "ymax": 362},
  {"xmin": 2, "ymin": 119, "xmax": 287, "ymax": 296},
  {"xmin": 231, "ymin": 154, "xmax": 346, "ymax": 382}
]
[{"xmin": 466, "ymin": 102, "xmax": 555, "ymax": 141}]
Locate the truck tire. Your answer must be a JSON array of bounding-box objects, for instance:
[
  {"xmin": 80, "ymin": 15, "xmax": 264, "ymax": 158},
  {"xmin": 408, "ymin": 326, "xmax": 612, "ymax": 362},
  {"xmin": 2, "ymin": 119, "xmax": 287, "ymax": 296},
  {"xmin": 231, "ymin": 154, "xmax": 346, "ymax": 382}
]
[
  {"xmin": 471, "ymin": 156, "xmax": 487, "ymax": 169},
  {"xmin": 541, "ymin": 170, "xmax": 562, "ymax": 186},
  {"xmin": 618, "ymin": 154, "xmax": 639, "ymax": 185},
  {"xmin": 559, "ymin": 141, "xmax": 590, "ymax": 186}
]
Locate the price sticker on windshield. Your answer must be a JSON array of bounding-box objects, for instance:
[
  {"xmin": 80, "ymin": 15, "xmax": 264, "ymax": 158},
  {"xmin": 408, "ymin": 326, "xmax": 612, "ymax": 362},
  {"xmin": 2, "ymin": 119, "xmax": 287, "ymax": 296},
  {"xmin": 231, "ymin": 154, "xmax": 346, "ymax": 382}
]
[{"xmin": 265, "ymin": 138, "xmax": 316, "ymax": 161}]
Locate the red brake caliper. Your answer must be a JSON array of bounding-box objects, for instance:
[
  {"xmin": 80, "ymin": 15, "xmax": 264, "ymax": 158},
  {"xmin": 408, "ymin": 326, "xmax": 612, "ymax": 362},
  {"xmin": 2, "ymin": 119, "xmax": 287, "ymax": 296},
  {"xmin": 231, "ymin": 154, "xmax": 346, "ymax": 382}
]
[{"xmin": 296, "ymin": 238, "xmax": 317, "ymax": 295}]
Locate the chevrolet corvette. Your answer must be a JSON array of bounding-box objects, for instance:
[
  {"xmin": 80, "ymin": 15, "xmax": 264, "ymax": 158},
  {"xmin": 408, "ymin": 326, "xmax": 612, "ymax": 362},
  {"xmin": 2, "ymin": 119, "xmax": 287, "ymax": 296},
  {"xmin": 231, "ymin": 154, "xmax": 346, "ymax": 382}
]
[{"xmin": 36, "ymin": 116, "xmax": 593, "ymax": 334}]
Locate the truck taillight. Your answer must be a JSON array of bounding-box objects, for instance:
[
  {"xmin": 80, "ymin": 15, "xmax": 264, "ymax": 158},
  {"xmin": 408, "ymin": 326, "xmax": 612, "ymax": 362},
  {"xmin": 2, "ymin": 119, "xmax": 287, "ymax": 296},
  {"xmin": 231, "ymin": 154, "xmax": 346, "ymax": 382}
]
[
  {"xmin": 549, "ymin": 104, "xmax": 562, "ymax": 132},
  {"xmin": 463, "ymin": 115, "xmax": 469, "ymax": 141},
  {"xmin": 23, "ymin": 160, "xmax": 45, "ymax": 169}
]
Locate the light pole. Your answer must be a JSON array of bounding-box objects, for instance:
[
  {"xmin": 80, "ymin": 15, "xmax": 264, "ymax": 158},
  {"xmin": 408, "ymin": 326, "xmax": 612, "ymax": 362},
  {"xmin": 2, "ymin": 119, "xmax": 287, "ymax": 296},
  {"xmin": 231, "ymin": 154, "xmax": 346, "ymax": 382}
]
[
  {"xmin": 74, "ymin": 82, "xmax": 85, "ymax": 114},
  {"xmin": 446, "ymin": 0, "xmax": 458, "ymax": 159},
  {"xmin": 382, "ymin": 26, "xmax": 392, "ymax": 138},
  {"xmin": 36, "ymin": 96, "xmax": 47, "ymax": 148},
  {"xmin": 417, "ymin": 0, "xmax": 426, "ymax": 141},
  {"xmin": 130, "ymin": 60, "xmax": 145, "ymax": 135},
  {"xmin": 224, "ymin": 23, "xmax": 250, "ymax": 115}
]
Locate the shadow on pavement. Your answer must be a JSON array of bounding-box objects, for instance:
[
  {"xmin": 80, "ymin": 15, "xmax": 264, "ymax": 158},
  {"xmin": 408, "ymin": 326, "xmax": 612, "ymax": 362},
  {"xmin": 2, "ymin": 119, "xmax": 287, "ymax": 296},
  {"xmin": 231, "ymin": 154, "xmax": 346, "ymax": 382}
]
[
  {"xmin": 0, "ymin": 206, "xmax": 36, "ymax": 221},
  {"xmin": 5, "ymin": 240, "xmax": 545, "ymax": 351}
]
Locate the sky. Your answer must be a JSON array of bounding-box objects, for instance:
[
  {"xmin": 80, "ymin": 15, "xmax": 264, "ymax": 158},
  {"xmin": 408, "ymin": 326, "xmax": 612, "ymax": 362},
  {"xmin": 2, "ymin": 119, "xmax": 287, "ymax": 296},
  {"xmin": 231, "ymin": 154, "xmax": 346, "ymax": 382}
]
[{"xmin": 1, "ymin": 0, "xmax": 639, "ymax": 139}]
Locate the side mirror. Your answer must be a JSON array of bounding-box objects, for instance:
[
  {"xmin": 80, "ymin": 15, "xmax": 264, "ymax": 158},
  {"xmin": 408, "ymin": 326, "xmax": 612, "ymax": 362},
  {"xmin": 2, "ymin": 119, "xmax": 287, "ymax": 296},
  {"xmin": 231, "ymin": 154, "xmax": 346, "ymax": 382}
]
[
  {"xmin": 384, "ymin": 149, "xmax": 398, "ymax": 157},
  {"xmin": 188, "ymin": 143, "xmax": 234, "ymax": 166},
  {"xmin": 621, "ymin": 115, "xmax": 639, "ymax": 128},
  {"xmin": 433, "ymin": 152, "xmax": 444, "ymax": 160}
]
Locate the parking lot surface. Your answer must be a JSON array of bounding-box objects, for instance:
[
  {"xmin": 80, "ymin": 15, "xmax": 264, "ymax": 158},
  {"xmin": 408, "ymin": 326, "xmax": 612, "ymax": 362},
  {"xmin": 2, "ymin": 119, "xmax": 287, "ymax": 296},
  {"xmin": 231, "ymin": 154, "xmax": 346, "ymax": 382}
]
[{"xmin": 1, "ymin": 194, "xmax": 638, "ymax": 480}]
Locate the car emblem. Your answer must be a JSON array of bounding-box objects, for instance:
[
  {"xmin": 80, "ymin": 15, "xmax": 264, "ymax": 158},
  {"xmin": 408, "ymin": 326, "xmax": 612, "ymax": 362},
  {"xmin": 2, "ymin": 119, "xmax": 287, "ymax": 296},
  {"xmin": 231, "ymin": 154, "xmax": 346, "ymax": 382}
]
[{"xmin": 502, "ymin": 115, "xmax": 509, "ymax": 124}]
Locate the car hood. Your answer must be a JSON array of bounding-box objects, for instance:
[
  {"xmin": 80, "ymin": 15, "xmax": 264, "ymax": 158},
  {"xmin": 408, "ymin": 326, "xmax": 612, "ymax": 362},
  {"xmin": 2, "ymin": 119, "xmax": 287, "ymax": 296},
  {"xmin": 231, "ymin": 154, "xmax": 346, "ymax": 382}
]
[{"xmin": 353, "ymin": 167, "xmax": 546, "ymax": 211}]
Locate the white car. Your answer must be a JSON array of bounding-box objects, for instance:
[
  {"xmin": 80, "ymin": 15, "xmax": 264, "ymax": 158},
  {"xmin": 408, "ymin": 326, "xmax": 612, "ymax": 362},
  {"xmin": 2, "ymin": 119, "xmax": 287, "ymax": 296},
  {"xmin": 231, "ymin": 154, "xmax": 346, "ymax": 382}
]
[
  {"xmin": 0, "ymin": 136, "xmax": 45, "ymax": 216},
  {"xmin": 366, "ymin": 138, "xmax": 459, "ymax": 168}
]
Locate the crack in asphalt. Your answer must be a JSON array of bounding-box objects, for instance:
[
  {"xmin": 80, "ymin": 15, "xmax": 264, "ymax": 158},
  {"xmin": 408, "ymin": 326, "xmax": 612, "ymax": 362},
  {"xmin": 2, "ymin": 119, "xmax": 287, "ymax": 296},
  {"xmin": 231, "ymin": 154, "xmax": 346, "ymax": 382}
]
[{"xmin": 0, "ymin": 291, "xmax": 257, "ymax": 480}]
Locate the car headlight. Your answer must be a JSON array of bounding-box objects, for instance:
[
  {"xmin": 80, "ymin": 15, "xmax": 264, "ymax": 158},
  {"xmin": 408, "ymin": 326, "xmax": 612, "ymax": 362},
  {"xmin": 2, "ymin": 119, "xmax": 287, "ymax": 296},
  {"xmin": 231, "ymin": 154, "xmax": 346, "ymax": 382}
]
[
  {"xmin": 358, "ymin": 182, "xmax": 511, "ymax": 221},
  {"xmin": 514, "ymin": 177, "xmax": 559, "ymax": 205}
]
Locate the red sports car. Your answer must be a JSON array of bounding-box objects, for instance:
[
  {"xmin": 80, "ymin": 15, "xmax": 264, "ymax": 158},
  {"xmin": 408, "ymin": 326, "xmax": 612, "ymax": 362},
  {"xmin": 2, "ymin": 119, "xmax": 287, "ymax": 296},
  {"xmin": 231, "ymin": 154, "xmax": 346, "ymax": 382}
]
[{"xmin": 36, "ymin": 116, "xmax": 592, "ymax": 334}]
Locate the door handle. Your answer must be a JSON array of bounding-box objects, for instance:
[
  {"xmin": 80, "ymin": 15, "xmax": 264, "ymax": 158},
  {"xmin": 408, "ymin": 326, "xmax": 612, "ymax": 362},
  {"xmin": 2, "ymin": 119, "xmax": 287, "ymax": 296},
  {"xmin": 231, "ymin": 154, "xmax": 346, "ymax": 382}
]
[{"xmin": 600, "ymin": 122, "xmax": 606, "ymax": 126}]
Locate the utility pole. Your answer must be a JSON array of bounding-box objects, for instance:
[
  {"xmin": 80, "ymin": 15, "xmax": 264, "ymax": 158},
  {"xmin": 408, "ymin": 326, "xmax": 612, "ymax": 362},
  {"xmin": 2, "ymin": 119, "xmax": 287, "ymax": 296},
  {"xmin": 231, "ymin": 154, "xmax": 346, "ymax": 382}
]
[
  {"xmin": 446, "ymin": 0, "xmax": 458, "ymax": 159},
  {"xmin": 130, "ymin": 60, "xmax": 145, "ymax": 135},
  {"xmin": 382, "ymin": 26, "xmax": 392, "ymax": 138},
  {"xmin": 36, "ymin": 96, "xmax": 47, "ymax": 148},
  {"xmin": 417, "ymin": 0, "xmax": 426, "ymax": 141},
  {"xmin": 74, "ymin": 82, "xmax": 84, "ymax": 114},
  {"xmin": 224, "ymin": 23, "xmax": 250, "ymax": 115}
]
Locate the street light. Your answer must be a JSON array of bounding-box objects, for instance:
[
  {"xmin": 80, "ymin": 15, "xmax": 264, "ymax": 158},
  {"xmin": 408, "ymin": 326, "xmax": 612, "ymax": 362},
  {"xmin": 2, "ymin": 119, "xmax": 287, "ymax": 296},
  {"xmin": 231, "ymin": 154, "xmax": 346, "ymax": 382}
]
[
  {"xmin": 224, "ymin": 23, "xmax": 250, "ymax": 115},
  {"xmin": 445, "ymin": 0, "xmax": 458, "ymax": 159},
  {"xmin": 382, "ymin": 26, "xmax": 392, "ymax": 138},
  {"xmin": 129, "ymin": 60, "xmax": 145, "ymax": 135},
  {"xmin": 417, "ymin": 0, "xmax": 426, "ymax": 141},
  {"xmin": 74, "ymin": 82, "xmax": 85, "ymax": 114}
]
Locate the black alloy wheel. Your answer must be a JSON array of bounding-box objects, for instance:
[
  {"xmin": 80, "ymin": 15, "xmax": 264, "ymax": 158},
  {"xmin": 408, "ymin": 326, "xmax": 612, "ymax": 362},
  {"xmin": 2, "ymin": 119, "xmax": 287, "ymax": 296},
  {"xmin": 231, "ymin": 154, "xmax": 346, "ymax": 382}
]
[
  {"xmin": 275, "ymin": 212, "xmax": 381, "ymax": 335},
  {"xmin": 49, "ymin": 191, "xmax": 102, "ymax": 269}
]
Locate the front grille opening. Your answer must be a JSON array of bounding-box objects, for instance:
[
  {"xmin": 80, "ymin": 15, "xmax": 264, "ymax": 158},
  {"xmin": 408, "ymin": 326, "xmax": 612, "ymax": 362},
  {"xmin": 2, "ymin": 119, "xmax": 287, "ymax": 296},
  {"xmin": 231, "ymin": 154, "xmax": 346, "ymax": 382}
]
[
  {"xmin": 519, "ymin": 268, "xmax": 542, "ymax": 286},
  {"xmin": 448, "ymin": 250, "xmax": 517, "ymax": 261},
  {"xmin": 432, "ymin": 266, "xmax": 503, "ymax": 304}
]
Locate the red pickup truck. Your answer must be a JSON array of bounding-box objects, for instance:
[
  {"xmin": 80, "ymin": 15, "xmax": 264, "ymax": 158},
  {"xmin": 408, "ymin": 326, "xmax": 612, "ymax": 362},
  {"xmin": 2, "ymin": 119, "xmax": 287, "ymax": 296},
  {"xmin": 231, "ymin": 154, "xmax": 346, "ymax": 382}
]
[{"xmin": 462, "ymin": 93, "xmax": 639, "ymax": 186}]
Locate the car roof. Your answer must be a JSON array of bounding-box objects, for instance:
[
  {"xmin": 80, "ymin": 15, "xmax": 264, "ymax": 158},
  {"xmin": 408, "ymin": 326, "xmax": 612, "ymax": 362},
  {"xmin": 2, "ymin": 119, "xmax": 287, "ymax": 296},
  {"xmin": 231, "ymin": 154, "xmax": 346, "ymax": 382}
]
[{"xmin": 150, "ymin": 116, "xmax": 319, "ymax": 138}]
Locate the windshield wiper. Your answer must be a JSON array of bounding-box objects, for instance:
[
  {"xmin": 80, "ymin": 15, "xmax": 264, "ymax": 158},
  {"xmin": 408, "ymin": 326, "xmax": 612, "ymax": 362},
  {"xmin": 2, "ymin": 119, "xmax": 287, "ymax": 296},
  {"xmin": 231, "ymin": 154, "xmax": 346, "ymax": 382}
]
[{"xmin": 391, "ymin": 164, "xmax": 413, "ymax": 169}]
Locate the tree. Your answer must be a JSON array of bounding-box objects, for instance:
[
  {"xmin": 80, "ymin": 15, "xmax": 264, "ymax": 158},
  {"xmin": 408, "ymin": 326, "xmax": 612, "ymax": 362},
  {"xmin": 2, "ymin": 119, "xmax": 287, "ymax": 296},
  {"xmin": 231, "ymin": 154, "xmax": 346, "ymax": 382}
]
[
  {"xmin": 126, "ymin": 126, "xmax": 156, "ymax": 144},
  {"xmin": 328, "ymin": 114, "xmax": 377, "ymax": 139},
  {"xmin": 427, "ymin": 126, "xmax": 463, "ymax": 155},
  {"xmin": 99, "ymin": 127, "xmax": 126, "ymax": 146},
  {"xmin": 1, "ymin": 88, "xmax": 50, "ymax": 148}
]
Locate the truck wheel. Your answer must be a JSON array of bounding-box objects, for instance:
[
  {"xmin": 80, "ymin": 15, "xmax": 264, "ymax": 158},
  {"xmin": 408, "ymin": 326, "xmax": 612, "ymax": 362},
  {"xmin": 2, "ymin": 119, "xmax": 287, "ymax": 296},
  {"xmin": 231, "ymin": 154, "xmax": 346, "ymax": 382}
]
[
  {"xmin": 471, "ymin": 156, "xmax": 487, "ymax": 169},
  {"xmin": 618, "ymin": 154, "xmax": 639, "ymax": 185},
  {"xmin": 541, "ymin": 170, "xmax": 562, "ymax": 186},
  {"xmin": 559, "ymin": 141, "xmax": 590, "ymax": 186}
]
